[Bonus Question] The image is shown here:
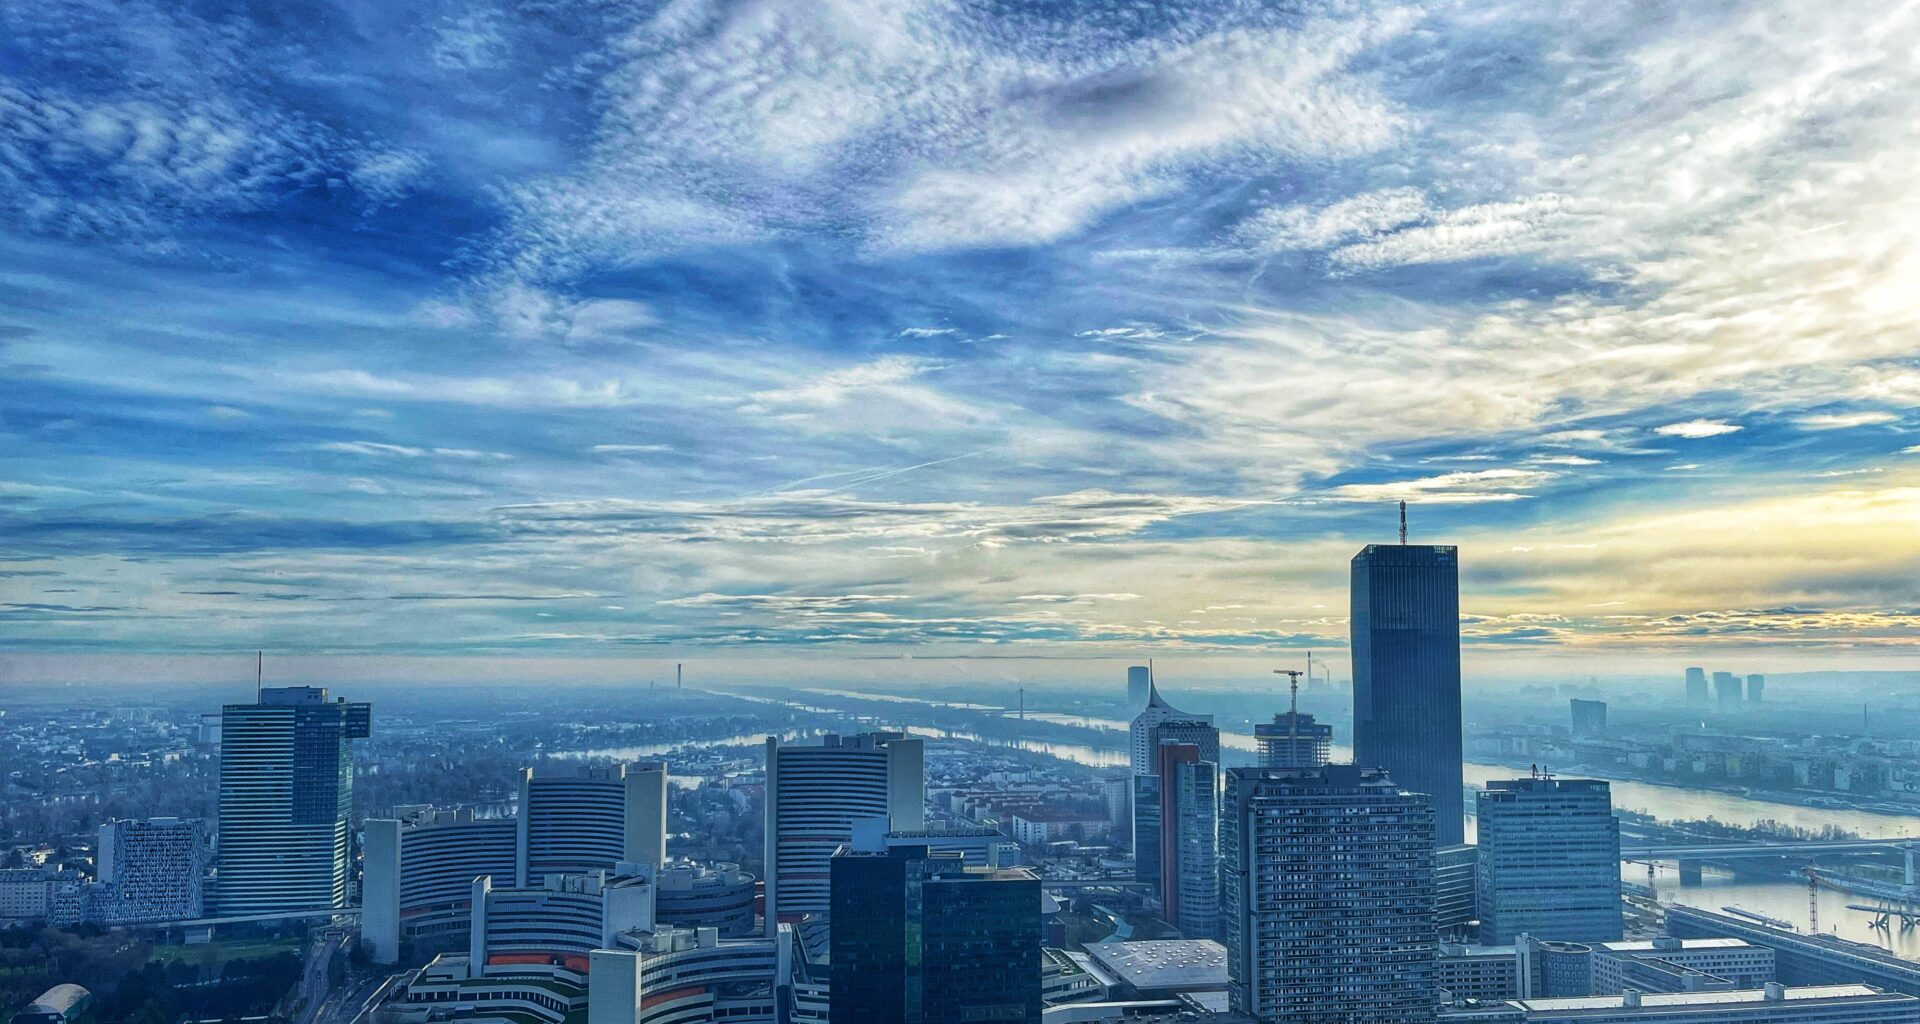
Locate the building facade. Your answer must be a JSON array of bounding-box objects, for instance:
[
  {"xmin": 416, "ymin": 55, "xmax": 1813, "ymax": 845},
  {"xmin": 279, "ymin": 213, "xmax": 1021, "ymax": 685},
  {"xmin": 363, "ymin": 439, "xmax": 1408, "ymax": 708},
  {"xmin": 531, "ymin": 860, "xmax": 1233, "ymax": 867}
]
[
  {"xmin": 763, "ymin": 732, "xmax": 923, "ymax": 934},
  {"xmin": 829, "ymin": 843, "xmax": 1041, "ymax": 1024},
  {"xmin": 1714, "ymin": 672, "xmax": 1744, "ymax": 711},
  {"xmin": 362, "ymin": 806, "xmax": 519, "ymax": 964},
  {"xmin": 1352, "ymin": 543, "xmax": 1465, "ymax": 847},
  {"xmin": 1476, "ymin": 777, "xmax": 1622, "ymax": 945},
  {"xmin": 1157, "ymin": 744, "xmax": 1218, "ymax": 938},
  {"xmin": 1223, "ymin": 764, "xmax": 1438, "ymax": 1024},
  {"xmin": 1685, "ymin": 668, "xmax": 1710, "ymax": 708},
  {"xmin": 215, "ymin": 686, "xmax": 370, "ymax": 915},
  {"xmin": 94, "ymin": 817, "xmax": 208, "ymax": 924},
  {"xmin": 653, "ymin": 860, "xmax": 756, "ymax": 937},
  {"xmin": 517, "ymin": 763, "xmax": 667, "ymax": 886}
]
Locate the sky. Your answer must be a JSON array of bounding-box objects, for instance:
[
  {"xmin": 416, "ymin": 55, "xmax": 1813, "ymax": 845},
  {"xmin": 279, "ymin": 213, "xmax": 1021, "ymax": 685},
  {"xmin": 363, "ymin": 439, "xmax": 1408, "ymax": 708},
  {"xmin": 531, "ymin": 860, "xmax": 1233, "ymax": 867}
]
[{"xmin": 1, "ymin": 0, "xmax": 1917, "ymax": 685}]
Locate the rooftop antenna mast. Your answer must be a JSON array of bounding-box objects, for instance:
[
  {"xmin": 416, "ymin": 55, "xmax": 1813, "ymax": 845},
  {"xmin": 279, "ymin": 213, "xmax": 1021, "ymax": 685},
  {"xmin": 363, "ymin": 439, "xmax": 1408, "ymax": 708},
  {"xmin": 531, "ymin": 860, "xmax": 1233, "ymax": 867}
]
[{"xmin": 1399, "ymin": 500, "xmax": 1408, "ymax": 545}]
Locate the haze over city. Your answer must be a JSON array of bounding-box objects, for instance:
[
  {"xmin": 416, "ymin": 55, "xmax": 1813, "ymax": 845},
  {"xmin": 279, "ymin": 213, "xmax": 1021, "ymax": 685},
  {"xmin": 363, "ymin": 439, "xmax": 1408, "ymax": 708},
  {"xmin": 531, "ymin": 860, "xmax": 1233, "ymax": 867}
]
[{"xmin": 2, "ymin": 0, "xmax": 1917, "ymax": 684}]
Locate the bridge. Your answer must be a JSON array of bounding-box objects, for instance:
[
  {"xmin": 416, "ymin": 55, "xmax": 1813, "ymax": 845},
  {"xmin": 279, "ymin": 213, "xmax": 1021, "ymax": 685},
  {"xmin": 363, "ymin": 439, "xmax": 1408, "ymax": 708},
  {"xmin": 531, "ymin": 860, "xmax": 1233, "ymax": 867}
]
[{"xmin": 1622, "ymin": 839, "xmax": 1918, "ymax": 860}]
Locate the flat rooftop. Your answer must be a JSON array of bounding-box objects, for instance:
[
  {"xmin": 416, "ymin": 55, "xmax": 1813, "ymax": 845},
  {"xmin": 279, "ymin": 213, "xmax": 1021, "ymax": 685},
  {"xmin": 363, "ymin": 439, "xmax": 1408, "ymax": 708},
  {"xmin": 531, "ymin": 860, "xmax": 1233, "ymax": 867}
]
[
  {"xmin": 1517, "ymin": 984, "xmax": 1898, "ymax": 1012},
  {"xmin": 1086, "ymin": 939, "xmax": 1227, "ymax": 992}
]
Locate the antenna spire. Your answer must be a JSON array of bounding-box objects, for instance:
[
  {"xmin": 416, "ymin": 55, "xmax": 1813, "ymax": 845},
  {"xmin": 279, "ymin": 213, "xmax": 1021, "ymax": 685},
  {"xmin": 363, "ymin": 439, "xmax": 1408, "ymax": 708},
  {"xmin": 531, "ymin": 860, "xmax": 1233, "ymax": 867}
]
[{"xmin": 1398, "ymin": 500, "xmax": 1408, "ymax": 545}]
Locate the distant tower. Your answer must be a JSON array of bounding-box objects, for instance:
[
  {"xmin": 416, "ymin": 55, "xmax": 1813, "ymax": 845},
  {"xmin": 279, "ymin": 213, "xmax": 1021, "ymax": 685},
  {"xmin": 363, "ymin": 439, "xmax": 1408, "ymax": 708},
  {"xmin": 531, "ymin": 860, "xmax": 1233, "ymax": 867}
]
[
  {"xmin": 1570, "ymin": 699, "xmax": 1608, "ymax": 739},
  {"xmin": 1257, "ymin": 668, "xmax": 1332, "ymax": 768},
  {"xmin": 1126, "ymin": 665, "xmax": 1152, "ymax": 712},
  {"xmin": 1713, "ymin": 671, "xmax": 1742, "ymax": 710},
  {"xmin": 216, "ymin": 687, "xmax": 370, "ymax": 914},
  {"xmin": 1747, "ymin": 674, "xmax": 1766, "ymax": 704},
  {"xmin": 1351, "ymin": 533, "xmax": 1465, "ymax": 847},
  {"xmin": 1684, "ymin": 667, "xmax": 1709, "ymax": 707}
]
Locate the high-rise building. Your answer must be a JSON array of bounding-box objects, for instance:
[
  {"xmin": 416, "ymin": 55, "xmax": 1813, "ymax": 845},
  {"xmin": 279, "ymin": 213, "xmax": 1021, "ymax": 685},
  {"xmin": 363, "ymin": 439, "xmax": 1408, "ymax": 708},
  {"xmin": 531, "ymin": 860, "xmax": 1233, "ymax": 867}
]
[
  {"xmin": 1129, "ymin": 682, "xmax": 1212, "ymax": 776},
  {"xmin": 1352, "ymin": 542, "xmax": 1465, "ymax": 847},
  {"xmin": 1156, "ymin": 744, "xmax": 1218, "ymax": 938},
  {"xmin": 1476, "ymin": 777, "xmax": 1623, "ymax": 945},
  {"xmin": 215, "ymin": 686, "xmax": 370, "ymax": 915},
  {"xmin": 517, "ymin": 762, "xmax": 666, "ymax": 887},
  {"xmin": 1435, "ymin": 843, "xmax": 1479, "ymax": 939},
  {"xmin": 1684, "ymin": 667, "xmax": 1709, "ymax": 707},
  {"xmin": 1222, "ymin": 765, "xmax": 1437, "ymax": 1024},
  {"xmin": 1570, "ymin": 699, "xmax": 1608, "ymax": 739},
  {"xmin": 829, "ymin": 842, "xmax": 1041, "ymax": 1024},
  {"xmin": 362, "ymin": 806, "xmax": 519, "ymax": 964},
  {"xmin": 1747, "ymin": 674, "xmax": 1766, "ymax": 704},
  {"xmin": 764, "ymin": 732, "xmax": 923, "ymax": 935},
  {"xmin": 1126, "ymin": 665, "xmax": 1153, "ymax": 712},
  {"xmin": 1714, "ymin": 671, "xmax": 1743, "ymax": 711},
  {"xmin": 1254, "ymin": 711, "xmax": 1332, "ymax": 768},
  {"xmin": 94, "ymin": 818, "xmax": 208, "ymax": 924},
  {"xmin": 1131, "ymin": 773, "xmax": 1161, "ymax": 890},
  {"xmin": 1129, "ymin": 708, "xmax": 1218, "ymax": 906},
  {"xmin": 653, "ymin": 860, "xmax": 757, "ymax": 938}
]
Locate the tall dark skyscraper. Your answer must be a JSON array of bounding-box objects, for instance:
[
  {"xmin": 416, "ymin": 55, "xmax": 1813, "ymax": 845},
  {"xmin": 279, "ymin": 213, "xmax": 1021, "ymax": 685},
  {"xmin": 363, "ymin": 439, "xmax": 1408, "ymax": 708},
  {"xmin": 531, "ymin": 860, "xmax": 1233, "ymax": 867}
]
[
  {"xmin": 216, "ymin": 686, "xmax": 370, "ymax": 914},
  {"xmin": 830, "ymin": 843, "xmax": 1041, "ymax": 1024},
  {"xmin": 1351, "ymin": 542, "xmax": 1465, "ymax": 847}
]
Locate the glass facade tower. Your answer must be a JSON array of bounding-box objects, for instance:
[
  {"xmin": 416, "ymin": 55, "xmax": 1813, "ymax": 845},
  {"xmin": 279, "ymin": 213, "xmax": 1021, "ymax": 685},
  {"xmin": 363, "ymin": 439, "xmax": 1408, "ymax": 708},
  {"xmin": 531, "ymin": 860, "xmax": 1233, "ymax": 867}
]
[{"xmin": 1351, "ymin": 543, "xmax": 1465, "ymax": 847}]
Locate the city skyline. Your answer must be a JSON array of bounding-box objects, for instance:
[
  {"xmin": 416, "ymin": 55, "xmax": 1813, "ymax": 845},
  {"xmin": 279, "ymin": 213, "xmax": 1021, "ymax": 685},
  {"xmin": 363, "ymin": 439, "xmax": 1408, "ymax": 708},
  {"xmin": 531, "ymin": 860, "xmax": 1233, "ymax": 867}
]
[{"xmin": 2, "ymin": 1, "xmax": 1918, "ymax": 674}]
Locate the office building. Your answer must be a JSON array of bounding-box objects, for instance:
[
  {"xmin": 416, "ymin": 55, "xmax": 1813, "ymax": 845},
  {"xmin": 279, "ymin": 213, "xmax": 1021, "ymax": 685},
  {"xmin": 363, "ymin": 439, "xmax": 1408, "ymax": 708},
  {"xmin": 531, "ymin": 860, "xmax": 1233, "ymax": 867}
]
[
  {"xmin": 215, "ymin": 686, "xmax": 370, "ymax": 915},
  {"xmin": 1666, "ymin": 906, "xmax": 1920, "ymax": 995},
  {"xmin": 1480, "ymin": 983, "xmax": 1920, "ymax": 1023},
  {"xmin": 1129, "ymin": 682, "xmax": 1213, "ymax": 777},
  {"xmin": 587, "ymin": 928, "xmax": 786, "ymax": 1024},
  {"xmin": 1353, "ymin": 542, "xmax": 1466, "ymax": 846},
  {"xmin": 1223, "ymin": 764, "xmax": 1437, "ymax": 1024},
  {"xmin": 829, "ymin": 841, "xmax": 1042, "ymax": 1024},
  {"xmin": 653, "ymin": 860, "xmax": 756, "ymax": 937},
  {"xmin": 1438, "ymin": 944, "xmax": 1522, "ymax": 1002},
  {"xmin": 517, "ymin": 762, "xmax": 667, "ymax": 886},
  {"xmin": 1747, "ymin": 674, "xmax": 1766, "ymax": 703},
  {"xmin": 362, "ymin": 806, "xmax": 519, "ymax": 964},
  {"xmin": 1130, "ymin": 695, "xmax": 1218, "ymax": 900},
  {"xmin": 93, "ymin": 817, "xmax": 207, "ymax": 924},
  {"xmin": 1131, "ymin": 772, "xmax": 1161, "ymax": 889},
  {"xmin": 1437, "ymin": 844, "xmax": 1480, "ymax": 937},
  {"xmin": 883, "ymin": 825, "xmax": 1020, "ymax": 868},
  {"xmin": 1686, "ymin": 668, "xmax": 1710, "ymax": 707},
  {"xmin": 1255, "ymin": 711, "xmax": 1333, "ymax": 768},
  {"xmin": 1714, "ymin": 671, "xmax": 1743, "ymax": 710},
  {"xmin": 763, "ymin": 732, "xmax": 923, "ymax": 934},
  {"xmin": 1127, "ymin": 665, "xmax": 1153, "ymax": 712},
  {"xmin": 1157, "ymin": 743, "xmax": 1218, "ymax": 938},
  {"xmin": 1476, "ymin": 777, "xmax": 1622, "ymax": 945},
  {"xmin": 1590, "ymin": 937, "xmax": 1774, "ymax": 994},
  {"xmin": 1570, "ymin": 699, "xmax": 1607, "ymax": 739}
]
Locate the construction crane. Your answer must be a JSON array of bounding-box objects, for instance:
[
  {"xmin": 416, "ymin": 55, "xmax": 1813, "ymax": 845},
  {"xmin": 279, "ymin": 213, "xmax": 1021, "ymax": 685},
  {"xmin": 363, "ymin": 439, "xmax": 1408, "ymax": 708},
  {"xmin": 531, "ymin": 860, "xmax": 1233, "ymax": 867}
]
[
  {"xmin": 1274, "ymin": 668, "xmax": 1306, "ymax": 755},
  {"xmin": 1806, "ymin": 866, "xmax": 1821, "ymax": 934}
]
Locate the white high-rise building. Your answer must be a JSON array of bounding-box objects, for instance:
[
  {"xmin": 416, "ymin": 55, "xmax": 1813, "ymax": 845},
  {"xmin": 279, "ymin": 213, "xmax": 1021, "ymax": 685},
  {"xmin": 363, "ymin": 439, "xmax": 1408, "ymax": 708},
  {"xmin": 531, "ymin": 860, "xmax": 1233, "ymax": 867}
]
[
  {"xmin": 216, "ymin": 687, "xmax": 369, "ymax": 915},
  {"xmin": 517, "ymin": 763, "xmax": 667, "ymax": 886},
  {"xmin": 1128, "ymin": 680, "xmax": 1211, "ymax": 777},
  {"xmin": 763, "ymin": 732, "xmax": 922, "ymax": 936},
  {"xmin": 1126, "ymin": 665, "xmax": 1153, "ymax": 712},
  {"xmin": 362, "ymin": 806, "xmax": 519, "ymax": 964}
]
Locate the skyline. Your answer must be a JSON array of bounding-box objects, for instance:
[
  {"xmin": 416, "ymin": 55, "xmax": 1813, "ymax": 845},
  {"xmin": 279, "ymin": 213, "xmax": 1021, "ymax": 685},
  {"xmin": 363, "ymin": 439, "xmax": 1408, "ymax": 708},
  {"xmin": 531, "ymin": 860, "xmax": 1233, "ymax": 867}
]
[{"xmin": 3, "ymin": 0, "xmax": 1918, "ymax": 673}]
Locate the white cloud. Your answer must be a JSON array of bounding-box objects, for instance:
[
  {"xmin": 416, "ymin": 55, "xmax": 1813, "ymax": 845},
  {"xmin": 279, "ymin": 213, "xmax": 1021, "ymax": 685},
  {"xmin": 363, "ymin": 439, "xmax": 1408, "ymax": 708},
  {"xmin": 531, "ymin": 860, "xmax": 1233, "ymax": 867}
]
[
  {"xmin": 1655, "ymin": 420, "xmax": 1743, "ymax": 439},
  {"xmin": 1325, "ymin": 468, "xmax": 1559, "ymax": 504},
  {"xmin": 1795, "ymin": 411, "xmax": 1899, "ymax": 430}
]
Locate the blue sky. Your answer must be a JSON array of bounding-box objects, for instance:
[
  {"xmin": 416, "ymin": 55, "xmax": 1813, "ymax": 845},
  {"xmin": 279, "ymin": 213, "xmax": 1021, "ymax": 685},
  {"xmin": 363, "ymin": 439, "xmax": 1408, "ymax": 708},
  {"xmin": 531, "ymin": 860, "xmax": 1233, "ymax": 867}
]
[{"xmin": 2, "ymin": 0, "xmax": 1917, "ymax": 681}]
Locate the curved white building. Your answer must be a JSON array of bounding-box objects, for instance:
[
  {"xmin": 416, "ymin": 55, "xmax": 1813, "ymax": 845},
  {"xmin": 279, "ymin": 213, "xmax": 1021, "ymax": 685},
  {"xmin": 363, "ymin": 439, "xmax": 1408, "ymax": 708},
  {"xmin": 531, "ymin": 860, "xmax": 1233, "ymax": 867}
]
[
  {"xmin": 1127, "ymin": 680, "xmax": 1211, "ymax": 777},
  {"xmin": 762, "ymin": 733, "xmax": 922, "ymax": 935},
  {"xmin": 362, "ymin": 806, "xmax": 518, "ymax": 964},
  {"xmin": 654, "ymin": 861, "xmax": 756, "ymax": 938},
  {"xmin": 518, "ymin": 763, "xmax": 667, "ymax": 886},
  {"xmin": 590, "ymin": 927, "xmax": 785, "ymax": 1024}
]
